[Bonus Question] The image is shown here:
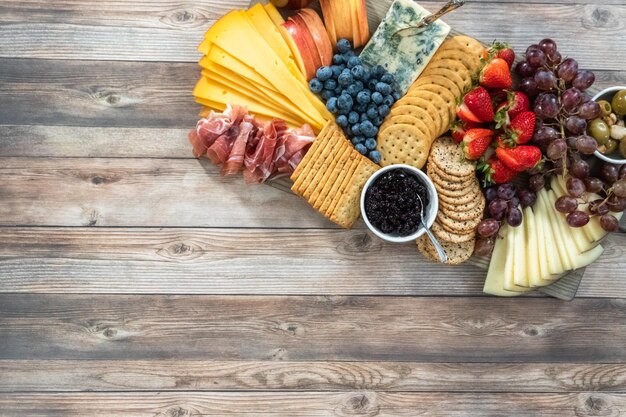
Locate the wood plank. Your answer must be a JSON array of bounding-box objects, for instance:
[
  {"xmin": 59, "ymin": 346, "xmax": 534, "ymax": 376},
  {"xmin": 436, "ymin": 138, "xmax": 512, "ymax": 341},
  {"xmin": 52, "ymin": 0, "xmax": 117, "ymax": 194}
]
[
  {"xmin": 0, "ymin": 392, "xmax": 625, "ymax": 416},
  {"xmin": 0, "ymin": 227, "xmax": 625, "ymax": 297},
  {"xmin": 0, "ymin": 2, "xmax": 625, "ymax": 69},
  {"xmin": 0, "ymin": 158, "xmax": 335, "ymax": 228},
  {"xmin": 3, "ymin": 360, "xmax": 626, "ymax": 392},
  {"xmin": 1, "ymin": 295, "xmax": 625, "ymax": 362},
  {"xmin": 0, "ymin": 58, "xmax": 623, "ymax": 130},
  {"xmin": 0, "ymin": 59, "xmax": 199, "ymax": 128}
]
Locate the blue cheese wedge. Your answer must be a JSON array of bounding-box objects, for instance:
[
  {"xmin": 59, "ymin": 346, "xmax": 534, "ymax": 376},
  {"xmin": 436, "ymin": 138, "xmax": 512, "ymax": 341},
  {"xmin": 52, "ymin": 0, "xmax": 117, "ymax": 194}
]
[{"xmin": 359, "ymin": 0, "xmax": 450, "ymax": 95}]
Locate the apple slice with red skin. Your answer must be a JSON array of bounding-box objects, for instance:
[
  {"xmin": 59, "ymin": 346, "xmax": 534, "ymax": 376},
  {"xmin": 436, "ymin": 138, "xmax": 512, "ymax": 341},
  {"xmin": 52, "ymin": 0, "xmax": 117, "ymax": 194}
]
[
  {"xmin": 319, "ymin": 0, "xmax": 337, "ymax": 49},
  {"xmin": 331, "ymin": 0, "xmax": 353, "ymax": 42},
  {"xmin": 355, "ymin": 0, "xmax": 370, "ymax": 47},
  {"xmin": 289, "ymin": 14, "xmax": 323, "ymax": 70},
  {"xmin": 350, "ymin": 0, "xmax": 361, "ymax": 48},
  {"xmin": 270, "ymin": 0, "xmax": 314, "ymax": 9},
  {"xmin": 297, "ymin": 9, "xmax": 333, "ymax": 67},
  {"xmin": 282, "ymin": 18, "xmax": 318, "ymax": 80}
]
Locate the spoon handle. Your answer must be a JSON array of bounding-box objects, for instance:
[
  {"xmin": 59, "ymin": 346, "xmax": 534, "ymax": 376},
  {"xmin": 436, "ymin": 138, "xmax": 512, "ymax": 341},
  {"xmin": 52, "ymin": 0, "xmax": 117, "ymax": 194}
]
[
  {"xmin": 423, "ymin": 223, "xmax": 449, "ymax": 263},
  {"xmin": 420, "ymin": 0, "xmax": 465, "ymax": 27}
]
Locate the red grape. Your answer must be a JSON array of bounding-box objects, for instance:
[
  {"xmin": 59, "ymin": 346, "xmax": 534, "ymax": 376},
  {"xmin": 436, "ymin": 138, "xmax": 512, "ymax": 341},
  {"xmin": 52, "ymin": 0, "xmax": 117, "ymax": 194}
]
[
  {"xmin": 535, "ymin": 70, "xmax": 558, "ymax": 91},
  {"xmin": 589, "ymin": 199, "xmax": 610, "ymax": 216},
  {"xmin": 565, "ymin": 116, "xmax": 587, "ymax": 135},
  {"xmin": 619, "ymin": 165, "xmax": 626, "ymax": 180},
  {"xmin": 547, "ymin": 139, "xmax": 567, "ymax": 160},
  {"xmin": 562, "ymin": 88, "xmax": 582, "ymax": 112},
  {"xmin": 607, "ymin": 195, "xmax": 626, "ymax": 212},
  {"xmin": 519, "ymin": 77, "xmax": 539, "ymax": 97},
  {"xmin": 529, "ymin": 174, "xmax": 545, "ymax": 192},
  {"xmin": 497, "ymin": 183, "xmax": 517, "ymax": 200},
  {"xmin": 600, "ymin": 214, "xmax": 619, "ymax": 232},
  {"xmin": 506, "ymin": 207, "xmax": 523, "ymax": 227},
  {"xmin": 570, "ymin": 158, "xmax": 590, "ymax": 179},
  {"xmin": 515, "ymin": 61, "xmax": 535, "ymax": 77},
  {"xmin": 548, "ymin": 50, "xmax": 562, "ymax": 65},
  {"xmin": 575, "ymin": 135, "xmax": 598, "ymax": 155},
  {"xmin": 612, "ymin": 179, "xmax": 626, "ymax": 198},
  {"xmin": 601, "ymin": 163, "xmax": 619, "ymax": 184},
  {"xmin": 484, "ymin": 186, "xmax": 497, "ymax": 202},
  {"xmin": 527, "ymin": 49, "xmax": 547, "ymax": 68},
  {"xmin": 538, "ymin": 38, "xmax": 557, "ymax": 55},
  {"xmin": 566, "ymin": 210, "xmax": 590, "ymax": 227},
  {"xmin": 518, "ymin": 189, "xmax": 537, "ymax": 208},
  {"xmin": 555, "ymin": 196, "xmax": 578, "ymax": 213},
  {"xmin": 578, "ymin": 101, "xmax": 601, "ymax": 120},
  {"xmin": 477, "ymin": 219, "xmax": 500, "ymax": 238},
  {"xmin": 572, "ymin": 70, "xmax": 595, "ymax": 91},
  {"xmin": 537, "ymin": 93, "xmax": 560, "ymax": 119},
  {"xmin": 584, "ymin": 177, "xmax": 604, "ymax": 193},
  {"xmin": 567, "ymin": 177, "xmax": 586, "ymax": 197},
  {"xmin": 475, "ymin": 237, "xmax": 496, "ymax": 256},
  {"xmin": 557, "ymin": 58, "xmax": 579, "ymax": 83},
  {"xmin": 489, "ymin": 199, "xmax": 508, "ymax": 220}
]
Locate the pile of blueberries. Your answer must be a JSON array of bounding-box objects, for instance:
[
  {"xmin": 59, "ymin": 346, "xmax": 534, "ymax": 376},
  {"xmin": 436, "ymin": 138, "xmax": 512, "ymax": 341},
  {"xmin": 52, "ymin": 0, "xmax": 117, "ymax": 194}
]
[{"xmin": 309, "ymin": 39, "xmax": 400, "ymax": 164}]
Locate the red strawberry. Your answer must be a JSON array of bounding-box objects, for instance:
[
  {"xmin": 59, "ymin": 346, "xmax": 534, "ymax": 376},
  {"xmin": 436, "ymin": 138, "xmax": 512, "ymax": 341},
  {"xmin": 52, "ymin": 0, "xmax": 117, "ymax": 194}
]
[
  {"xmin": 495, "ymin": 134, "xmax": 510, "ymax": 148},
  {"xmin": 462, "ymin": 87, "xmax": 495, "ymax": 123},
  {"xmin": 497, "ymin": 48, "xmax": 515, "ymax": 69},
  {"xmin": 480, "ymin": 58, "xmax": 513, "ymax": 89},
  {"xmin": 479, "ymin": 156, "xmax": 517, "ymax": 185},
  {"xmin": 506, "ymin": 111, "xmax": 536, "ymax": 145},
  {"xmin": 496, "ymin": 91, "xmax": 530, "ymax": 123},
  {"xmin": 461, "ymin": 128, "xmax": 494, "ymax": 160},
  {"xmin": 451, "ymin": 120, "xmax": 481, "ymax": 143},
  {"xmin": 495, "ymin": 145, "xmax": 542, "ymax": 173},
  {"xmin": 456, "ymin": 103, "xmax": 482, "ymax": 124},
  {"xmin": 484, "ymin": 42, "xmax": 515, "ymax": 69}
]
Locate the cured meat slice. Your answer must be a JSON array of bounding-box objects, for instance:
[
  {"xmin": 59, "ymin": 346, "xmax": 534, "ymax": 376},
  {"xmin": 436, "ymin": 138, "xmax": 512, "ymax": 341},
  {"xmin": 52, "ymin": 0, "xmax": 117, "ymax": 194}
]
[{"xmin": 221, "ymin": 117, "xmax": 255, "ymax": 176}]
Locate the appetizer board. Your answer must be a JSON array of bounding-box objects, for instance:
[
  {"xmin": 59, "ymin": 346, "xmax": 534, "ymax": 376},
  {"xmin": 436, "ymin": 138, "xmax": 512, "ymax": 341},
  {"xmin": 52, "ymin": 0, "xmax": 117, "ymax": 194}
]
[{"xmin": 189, "ymin": 0, "xmax": 625, "ymax": 300}]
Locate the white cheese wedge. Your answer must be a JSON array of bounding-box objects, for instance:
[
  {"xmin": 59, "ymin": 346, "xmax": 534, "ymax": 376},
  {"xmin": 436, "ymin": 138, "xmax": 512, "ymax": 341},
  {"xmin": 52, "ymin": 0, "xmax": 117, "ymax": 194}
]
[
  {"xmin": 513, "ymin": 210, "xmax": 529, "ymax": 288},
  {"xmin": 547, "ymin": 189, "xmax": 598, "ymax": 253},
  {"xmin": 359, "ymin": 0, "xmax": 451, "ymax": 95},
  {"xmin": 503, "ymin": 222, "xmax": 533, "ymax": 292},
  {"xmin": 540, "ymin": 189, "xmax": 575, "ymax": 271},
  {"xmin": 573, "ymin": 244, "xmax": 604, "ymax": 269},
  {"xmin": 536, "ymin": 189, "xmax": 565, "ymax": 275},
  {"xmin": 524, "ymin": 206, "xmax": 541, "ymax": 287},
  {"xmin": 483, "ymin": 225, "xmax": 524, "ymax": 296}
]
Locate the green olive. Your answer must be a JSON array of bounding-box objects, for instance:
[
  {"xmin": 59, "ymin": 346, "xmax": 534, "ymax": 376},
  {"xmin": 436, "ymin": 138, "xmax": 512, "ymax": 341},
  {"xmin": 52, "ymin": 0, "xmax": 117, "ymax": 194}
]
[
  {"xmin": 612, "ymin": 90, "xmax": 626, "ymax": 116},
  {"xmin": 588, "ymin": 118, "xmax": 610, "ymax": 144},
  {"xmin": 597, "ymin": 100, "xmax": 613, "ymax": 117},
  {"xmin": 603, "ymin": 139, "xmax": 619, "ymax": 154},
  {"xmin": 620, "ymin": 138, "xmax": 626, "ymax": 158}
]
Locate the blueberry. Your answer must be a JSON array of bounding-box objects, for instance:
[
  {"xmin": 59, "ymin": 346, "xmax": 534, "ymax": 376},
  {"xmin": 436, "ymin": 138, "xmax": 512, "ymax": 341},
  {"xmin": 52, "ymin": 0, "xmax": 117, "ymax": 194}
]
[
  {"xmin": 331, "ymin": 65, "xmax": 343, "ymax": 78},
  {"xmin": 345, "ymin": 84, "xmax": 358, "ymax": 97},
  {"xmin": 338, "ymin": 69, "xmax": 353, "ymax": 87},
  {"xmin": 383, "ymin": 94, "xmax": 394, "ymax": 107},
  {"xmin": 366, "ymin": 107, "xmax": 378, "ymax": 120},
  {"xmin": 371, "ymin": 91, "xmax": 384, "ymax": 104},
  {"xmin": 338, "ymin": 107, "xmax": 351, "ymax": 115},
  {"xmin": 365, "ymin": 138, "xmax": 377, "ymax": 150},
  {"xmin": 378, "ymin": 104, "xmax": 390, "ymax": 117},
  {"xmin": 337, "ymin": 93, "xmax": 353, "ymax": 111},
  {"xmin": 354, "ymin": 104, "xmax": 367, "ymax": 113},
  {"xmin": 336, "ymin": 114, "xmax": 348, "ymax": 127},
  {"xmin": 351, "ymin": 65, "xmax": 365, "ymax": 80},
  {"xmin": 356, "ymin": 90, "xmax": 371, "ymax": 105},
  {"xmin": 309, "ymin": 78, "xmax": 323, "ymax": 93},
  {"xmin": 360, "ymin": 113, "xmax": 369, "ymax": 123},
  {"xmin": 367, "ymin": 79, "xmax": 378, "ymax": 91},
  {"xmin": 361, "ymin": 120, "xmax": 374, "ymax": 132},
  {"xmin": 372, "ymin": 116, "xmax": 383, "ymax": 126},
  {"xmin": 348, "ymin": 111, "xmax": 360, "ymax": 124},
  {"xmin": 336, "ymin": 39, "xmax": 352, "ymax": 54},
  {"xmin": 375, "ymin": 82, "xmax": 392, "ymax": 95},
  {"xmin": 368, "ymin": 150, "xmax": 382, "ymax": 164},
  {"xmin": 355, "ymin": 143, "xmax": 368, "ymax": 155},
  {"xmin": 352, "ymin": 136, "xmax": 365, "ymax": 145},
  {"xmin": 354, "ymin": 81, "xmax": 364, "ymax": 91},
  {"xmin": 360, "ymin": 68, "xmax": 371, "ymax": 82},
  {"xmin": 332, "ymin": 54, "xmax": 345, "ymax": 65},
  {"xmin": 351, "ymin": 123, "xmax": 362, "ymax": 135},
  {"xmin": 373, "ymin": 65, "xmax": 385, "ymax": 77},
  {"xmin": 381, "ymin": 73, "xmax": 395, "ymax": 85},
  {"xmin": 392, "ymin": 91, "xmax": 401, "ymax": 101},
  {"xmin": 326, "ymin": 97, "xmax": 338, "ymax": 113},
  {"xmin": 321, "ymin": 90, "xmax": 334, "ymax": 101},
  {"xmin": 347, "ymin": 56, "xmax": 362, "ymax": 69},
  {"xmin": 324, "ymin": 79, "xmax": 338, "ymax": 91},
  {"xmin": 316, "ymin": 66, "xmax": 333, "ymax": 82},
  {"xmin": 345, "ymin": 125, "xmax": 353, "ymax": 136}
]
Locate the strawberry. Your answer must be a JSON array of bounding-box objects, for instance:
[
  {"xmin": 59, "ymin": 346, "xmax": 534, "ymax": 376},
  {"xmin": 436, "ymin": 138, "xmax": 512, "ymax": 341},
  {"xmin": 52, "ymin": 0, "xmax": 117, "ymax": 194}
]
[
  {"xmin": 496, "ymin": 48, "xmax": 515, "ymax": 69},
  {"xmin": 456, "ymin": 103, "xmax": 482, "ymax": 124},
  {"xmin": 479, "ymin": 156, "xmax": 517, "ymax": 185},
  {"xmin": 450, "ymin": 120, "xmax": 481, "ymax": 143},
  {"xmin": 505, "ymin": 111, "xmax": 536, "ymax": 145},
  {"xmin": 495, "ymin": 145, "xmax": 542, "ymax": 173},
  {"xmin": 495, "ymin": 134, "xmax": 510, "ymax": 148},
  {"xmin": 479, "ymin": 58, "xmax": 513, "ymax": 89},
  {"xmin": 496, "ymin": 91, "xmax": 530, "ymax": 124},
  {"xmin": 483, "ymin": 42, "xmax": 516, "ymax": 69},
  {"xmin": 461, "ymin": 128, "xmax": 494, "ymax": 160},
  {"xmin": 462, "ymin": 87, "xmax": 495, "ymax": 123}
]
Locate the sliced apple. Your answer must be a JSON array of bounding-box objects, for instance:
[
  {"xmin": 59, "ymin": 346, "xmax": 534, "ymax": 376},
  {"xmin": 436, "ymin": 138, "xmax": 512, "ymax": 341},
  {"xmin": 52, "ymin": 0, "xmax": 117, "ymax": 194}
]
[
  {"xmin": 289, "ymin": 14, "xmax": 323, "ymax": 70},
  {"xmin": 330, "ymin": 0, "xmax": 353, "ymax": 42},
  {"xmin": 353, "ymin": 0, "xmax": 370, "ymax": 47},
  {"xmin": 298, "ymin": 9, "xmax": 333, "ymax": 67},
  {"xmin": 483, "ymin": 226, "xmax": 523, "ymax": 297},
  {"xmin": 270, "ymin": 0, "xmax": 314, "ymax": 9},
  {"xmin": 319, "ymin": 0, "xmax": 337, "ymax": 48},
  {"xmin": 282, "ymin": 19, "xmax": 317, "ymax": 80}
]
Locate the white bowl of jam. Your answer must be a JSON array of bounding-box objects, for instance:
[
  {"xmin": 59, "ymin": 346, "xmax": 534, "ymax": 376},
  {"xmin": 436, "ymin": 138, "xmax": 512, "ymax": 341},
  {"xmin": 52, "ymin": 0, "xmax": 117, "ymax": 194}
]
[{"xmin": 360, "ymin": 164, "xmax": 439, "ymax": 243}]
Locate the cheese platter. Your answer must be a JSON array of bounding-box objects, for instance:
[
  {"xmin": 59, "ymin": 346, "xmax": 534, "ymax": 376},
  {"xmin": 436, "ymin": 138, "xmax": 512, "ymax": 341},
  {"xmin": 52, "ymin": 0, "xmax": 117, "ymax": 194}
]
[{"xmin": 188, "ymin": 0, "xmax": 626, "ymax": 300}]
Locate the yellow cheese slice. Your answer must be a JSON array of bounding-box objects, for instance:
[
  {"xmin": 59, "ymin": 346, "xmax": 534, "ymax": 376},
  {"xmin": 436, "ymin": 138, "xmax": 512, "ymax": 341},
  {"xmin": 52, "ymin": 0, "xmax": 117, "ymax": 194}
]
[
  {"xmin": 264, "ymin": 2, "xmax": 284, "ymax": 26},
  {"xmin": 202, "ymin": 47, "xmax": 275, "ymax": 91},
  {"xmin": 483, "ymin": 225, "xmax": 523, "ymax": 297}
]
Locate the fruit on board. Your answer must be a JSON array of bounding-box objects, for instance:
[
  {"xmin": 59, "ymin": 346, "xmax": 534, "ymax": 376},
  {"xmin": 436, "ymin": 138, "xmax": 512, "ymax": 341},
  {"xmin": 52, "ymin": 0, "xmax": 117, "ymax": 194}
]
[
  {"xmin": 457, "ymin": 87, "xmax": 495, "ymax": 123},
  {"xmin": 479, "ymin": 156, "xmax": 517, "ymax": 185},
  {"xmin": 503, "ymin": 111, "xmax": 536, "ymax": 145},
  {"xmin": 270, "ymin": 0, "xmax": 314, "ymax": 9},
  {"xmin": 461, "ymin": 128, "xmax": 494, "ymax": 160},
  {"xmin": 194, "ymin": 6, "xmax": 331, "ymax": 132},
  {"xmin": 479, "ymin": 58, "xmax": 513, "ymax": 89},
  {"xmin": 495, "ymin": 145, "xmax": 542, "ymax": 173},
  {"xmin": 284, "ymin": 15, "xmax": 321, "ymax": 79},
  {"xmin": 319, "ymin": 0, "xmax": 369, "ymax": 49},
  {"xmin": 298, "ymin": 9, "xmax": 333, "ymax": 68}
]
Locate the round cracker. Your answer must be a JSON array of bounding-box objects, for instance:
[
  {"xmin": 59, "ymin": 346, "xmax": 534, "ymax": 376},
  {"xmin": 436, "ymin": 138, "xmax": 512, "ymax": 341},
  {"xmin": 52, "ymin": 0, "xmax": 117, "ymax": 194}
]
[
  {"xmin": 445, "ymin": 35, "xmax": 486, "ymax": 61},
  {"xmin": 438, "ymin": 187, "xmax": 480, "ymax": 205},
  {"xmin": 437, "ymin": 209, "xmax": 482, "ymax": 233},
  {"xmin": 427, "ymin": 165, "xmax": 475, "ymax": 190},
  {"xmin": 428, "ymin": 137, "xmax": 476, "ymax": 177},
  {"xmin": 408, "ymin": 83, "xmax": 458, "ymax": 125},
  {"xmin": 439, "ymin": 194, "xmax": 482, "ymax": 213},
  {"xmin": 408, "ymin": 90, "xmax": 451, "ymax": 137},
  {"xmin": 432, "ymin": 48, "xmax": 481, "ymax": 77},
  {"xmin": 417, "ymin": 234, "xmax": 475, "ymax": 265},
  {"xmin": 388, "ymin": 105, "xmax": 437, "ymax": 139},
  {"xmin": 381, "ymin": 114, "xmax": 431, "ymax": 142},
  {"xmin": 416, "ymin": 235, "xmax": 440, "ymax": 263},
  {"xmin": 440, "ymin": 195, "xmax": 486, "ymax": 222},
  {"xmin": 427, "ymin": 160, "xmax": 475, "ymax": 183},
  {"xmin": 377, "ymin": 123, "xmax": 431, "ymax": 168},
  {"xmin": 437, "ymin": 182, "xmax": 480, "ymax": 198},
  {"xmin": 411, "ymin": 74, "xmax": 462, "ymax": 100},
  {"xmin": 423, "ymin": 59, "xmax": 473, "ymax": 92},
  {"xmin": 431, "ymin": 221, "xmax": 476, "ymax": 243},
  {"xmin": 394, "ymin": 96, "xmax": 442, "ymax": 138}
]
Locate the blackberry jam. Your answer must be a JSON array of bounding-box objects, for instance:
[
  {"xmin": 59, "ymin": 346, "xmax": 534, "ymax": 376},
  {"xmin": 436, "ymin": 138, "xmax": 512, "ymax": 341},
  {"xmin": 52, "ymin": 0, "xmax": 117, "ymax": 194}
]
[{"xmin": 364, "ymin": 169, "xmax": 429, "ymax": 237}]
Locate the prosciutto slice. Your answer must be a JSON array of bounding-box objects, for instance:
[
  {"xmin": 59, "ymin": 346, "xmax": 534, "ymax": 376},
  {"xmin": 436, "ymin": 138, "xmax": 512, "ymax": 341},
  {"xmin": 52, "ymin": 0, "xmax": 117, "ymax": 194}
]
[{"xmin": 189, "ymin": 105, "xmax": 316, "ymax": 184}]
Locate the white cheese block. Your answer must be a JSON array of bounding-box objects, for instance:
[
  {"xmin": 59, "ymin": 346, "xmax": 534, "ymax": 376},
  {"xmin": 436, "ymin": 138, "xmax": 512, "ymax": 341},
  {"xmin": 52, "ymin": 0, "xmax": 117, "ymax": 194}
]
[
  {"xmin": 513, "ymin": 210, "xmax": 529, "ymax": 288},
  {"xmin": 483, "ymin": 225, "xmax": 524, "ymax": 297},
  {"xmin": 359, "ymin": 0, "xmax": 450, "ymax": 95},
  {"xmin": 503, "ymin": 222, "xmax": 533, "ymax": 292},
  {"xmin": 536, "ymin": 189, "xmax": 565, "ymax": 275},
  {"xmin": 524, "ymin": 206, "xmax": 541, "ymax": 287}
]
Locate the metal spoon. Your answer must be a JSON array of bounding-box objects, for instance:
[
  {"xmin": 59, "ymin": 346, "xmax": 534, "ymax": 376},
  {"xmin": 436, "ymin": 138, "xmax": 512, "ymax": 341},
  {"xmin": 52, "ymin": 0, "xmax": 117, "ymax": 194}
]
[
  {"xmin": 393, "ymin": 0, "xmax": 465, "ymax": 39},
  {"xmin": 415, "ymin": 193, "xmax": 448, "ymax": 263}
]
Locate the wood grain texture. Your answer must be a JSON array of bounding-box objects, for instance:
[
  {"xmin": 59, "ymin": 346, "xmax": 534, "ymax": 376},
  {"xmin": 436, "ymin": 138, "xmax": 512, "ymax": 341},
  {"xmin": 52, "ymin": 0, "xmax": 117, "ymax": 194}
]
[
  {"xmin": 0, "ymin": 2, "xmax": 625, "ymax": 69},
  {"xmin": 0, "ymin": 158, "xmax": 335, "ymax": 228},
  {"xmin": 0, "ymin": 392, "xmax": 625, "ymax": 416},
  {"xmin": 1, "ymin": 295, "xmax": 626, "ymax": 362},
  {"xmin": 0, "ymin": 227, "xmax": 624, "ymax": 297},
  {"xmin": 3, "ymin": 360, "xmax": 626, "ymax": 393}
]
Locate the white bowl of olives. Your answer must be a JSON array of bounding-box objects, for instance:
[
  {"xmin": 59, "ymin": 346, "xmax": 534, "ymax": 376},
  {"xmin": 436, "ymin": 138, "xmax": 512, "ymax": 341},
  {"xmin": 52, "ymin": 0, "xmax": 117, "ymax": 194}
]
[{"xmin": 590, "ymin": 86, "xmax": 626, "ymax": 165}]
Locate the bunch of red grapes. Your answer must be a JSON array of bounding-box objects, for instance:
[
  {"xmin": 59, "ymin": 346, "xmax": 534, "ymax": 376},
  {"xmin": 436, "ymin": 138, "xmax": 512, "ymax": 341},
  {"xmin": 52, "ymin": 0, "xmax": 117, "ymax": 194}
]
[{"xmin": 513, "ymin": 38, "xmax": 626, "ymax": 230}]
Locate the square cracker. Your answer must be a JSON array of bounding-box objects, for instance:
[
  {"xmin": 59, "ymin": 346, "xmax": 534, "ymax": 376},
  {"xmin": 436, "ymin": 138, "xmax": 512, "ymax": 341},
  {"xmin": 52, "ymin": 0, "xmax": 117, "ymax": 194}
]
[
  {"xmin": 330, "ymin": 158, "xmax": 380, "ymax": 229},
  {"xmin": 302, "ymin": 131, "xmax": 348, "ymax": 200},
  {"xmin": 291, "ymin": 120, "xmax": 335, "ymax": 182},
  {"xmin": 311, "ymin": 144, "xmax": 353, "ymax": 210},
  {"xmin": 322, "ymin": 153, "xmax": 361, "ymax": 216},
  {"xmin": 293, "ymin": 129, "xmax": 341, "ymax": 196}
]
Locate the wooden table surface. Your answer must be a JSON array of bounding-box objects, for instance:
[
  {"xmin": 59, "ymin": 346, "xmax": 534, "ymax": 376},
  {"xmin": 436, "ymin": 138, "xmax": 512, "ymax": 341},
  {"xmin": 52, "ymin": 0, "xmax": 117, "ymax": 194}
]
[{"xmin": 1, "ymin": 0, "xmax": 626, "ymax": 415}]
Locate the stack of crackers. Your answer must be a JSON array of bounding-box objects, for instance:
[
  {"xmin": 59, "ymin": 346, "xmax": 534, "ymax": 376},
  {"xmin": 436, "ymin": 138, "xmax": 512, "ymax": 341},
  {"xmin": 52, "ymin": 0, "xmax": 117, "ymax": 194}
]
[
  {"xmin": 376, "ymin": 35, "xmax": 485, "ymax": 169},
  {"xmin": 291, "ymin": 121, "xmax": 380, "ymax": 229},
  {"xmin": 417, "ymin": 137, "xmax": 486, "ymax": 264}
]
